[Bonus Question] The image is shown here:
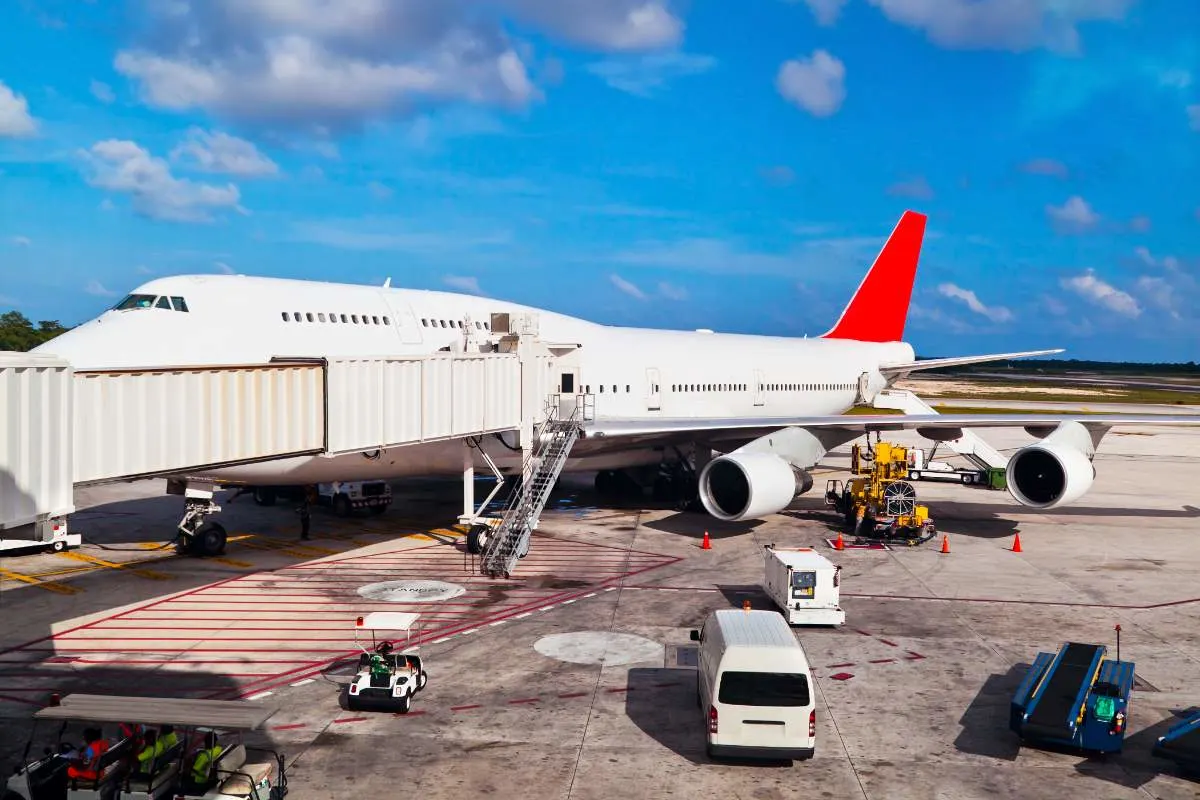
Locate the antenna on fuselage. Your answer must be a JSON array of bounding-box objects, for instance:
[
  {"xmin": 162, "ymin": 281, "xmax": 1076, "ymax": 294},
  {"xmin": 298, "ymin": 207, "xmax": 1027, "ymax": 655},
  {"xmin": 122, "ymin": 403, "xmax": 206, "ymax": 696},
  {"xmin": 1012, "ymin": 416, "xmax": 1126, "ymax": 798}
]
[{"xmin": 383, "ymin": 277, "xmax": 392, "ymax": 288}]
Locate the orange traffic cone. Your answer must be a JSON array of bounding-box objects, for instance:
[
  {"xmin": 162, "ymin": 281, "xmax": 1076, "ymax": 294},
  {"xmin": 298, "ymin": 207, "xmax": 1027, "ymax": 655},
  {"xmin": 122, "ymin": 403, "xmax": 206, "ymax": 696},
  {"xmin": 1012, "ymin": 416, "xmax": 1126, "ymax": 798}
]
[
  {"xmin": 834, "ymin": 532, "xmax": 845, "ymax": 551},
  {"xmin": 701, "ymin": 531, "xmax": 712, "ymax": 550},
  {"xmin": 940, "ymin": 534, "xmax": 950, "ymax": 554},
  {"xmin": 1011, "ymin": 532, "xmax": 1022, "ymax": 553}
]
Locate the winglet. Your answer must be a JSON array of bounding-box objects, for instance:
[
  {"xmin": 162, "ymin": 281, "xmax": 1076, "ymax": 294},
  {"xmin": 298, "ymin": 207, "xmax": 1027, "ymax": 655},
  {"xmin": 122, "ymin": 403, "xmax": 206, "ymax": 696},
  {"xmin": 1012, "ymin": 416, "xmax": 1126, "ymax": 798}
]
[{"xmin": 821, "ymin": 210, "xmax": 927, "ymax": 343}]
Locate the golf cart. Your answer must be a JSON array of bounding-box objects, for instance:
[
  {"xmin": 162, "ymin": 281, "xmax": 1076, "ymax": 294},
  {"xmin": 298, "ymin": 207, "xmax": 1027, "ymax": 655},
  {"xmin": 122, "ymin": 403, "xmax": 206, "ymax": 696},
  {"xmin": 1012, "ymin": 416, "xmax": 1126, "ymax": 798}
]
[
  {"xmin": 4, "ymin": 693, "xmax": 287, "ymax": 800},
  {"xmin": 346, "ymin": 612, "xmax": 428, "ymax": 714}
]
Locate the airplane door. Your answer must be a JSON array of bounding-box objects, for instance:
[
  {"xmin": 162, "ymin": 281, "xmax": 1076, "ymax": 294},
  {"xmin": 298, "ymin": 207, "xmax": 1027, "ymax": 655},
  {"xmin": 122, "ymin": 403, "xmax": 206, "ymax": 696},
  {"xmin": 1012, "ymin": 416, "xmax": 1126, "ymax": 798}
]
[
  {"xmin": 646, "ymin": 368, "xmax": 661, "ymax": 411},
  {"xmin": 753, "ymin": 370, "xmax": 765, "ymax": 407},
  {"xmin": 385, "ymin": 297, "xmax": 423, "ymax": 344},
  {"xmin": 558, "ymin": 367, "xmax": 581, "ymax": 417}
]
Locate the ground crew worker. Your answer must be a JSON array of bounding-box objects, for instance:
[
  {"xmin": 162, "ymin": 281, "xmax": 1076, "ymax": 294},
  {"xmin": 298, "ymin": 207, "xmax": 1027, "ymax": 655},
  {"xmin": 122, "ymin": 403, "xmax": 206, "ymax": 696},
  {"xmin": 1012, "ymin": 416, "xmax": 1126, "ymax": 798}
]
[
  {"xmin": 158, "ymin": 724, "xmax": 178, "ymax": 750},
  {"xmin": 67, "ymin": 728, "xmax": 109, "ymax": 781},
  {"xmin": 183, "ymin": 731, "xmax": 222, "ymax": 794},
  {"xmin": 297, "ymin": 486, "xmax": 315, "ymax": 540},
  {"xmin": 135, "ymin": 729, "xmax": 162, "ymax": 774}
]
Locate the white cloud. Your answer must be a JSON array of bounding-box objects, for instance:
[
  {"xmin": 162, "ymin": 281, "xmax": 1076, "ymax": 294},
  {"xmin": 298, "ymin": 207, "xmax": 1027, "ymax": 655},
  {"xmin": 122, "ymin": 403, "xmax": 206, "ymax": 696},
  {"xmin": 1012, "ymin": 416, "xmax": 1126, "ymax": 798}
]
[
  {"xmin": 1060, "ymin": 270, "xmax": 1140, "ymax": 318},
  {"xmin": 586, "ymin": 51, "xmax": 716, "ymax": 97},
  {"xmin": 866, "ymin": 0, "xmax": 1135, "ymax": 54},
  {"xmin": 887, "ymin": 176, "xmax": 934, "ymax": 200},
  {"xmin": 658, "ymin": 281, "xmax": 687, "ymax": 301},
  {"xmin": 444, "ymin": 275, "xmax": 483, "ymax": 295},
  {"xmin": 1020, "ymin": 158, "xmax": 1068, "ymax": 178},
  {"xmin": 937, "ymin": 283, "xmax": 1013, "ymax": 322},
  {"xmin": 85, "ymin": 280, "xmax": 117, "ymax": 297},
  {"xmin": 99, "ymin": 197, "xmax": 115, "ymax": 211},
  {"xmin": 170, "ymin": 128, "xmax": 279, "ymax": 177},
  {"xmin": 295, "ymin": 220, "xmax": 511, "ymax": 253},
  {"xmin": 367, "ymin": 181, "xmax": 393, "ymax": 200},
  {"xmin": 81, "ymin": 139, "xmax": 242, "ymax": 223},
  {"xmin": 1046, "ymin": 195, "xmax": 1099, "ymax": 232},
  {"xmin": 111, "ymin": 2, "xmax": 683, "ymax": 131},
  {"xmin": 1134, "ymin": 247, "xmax": 1180, "ymax": 272},
  {"xmin": 1129, "ymin": 215, "xmax": 1151, "ymax": 233},
  {"xmin": 0, "ymin": 80, "xmax": 37, "ymax": 137},
  {"xmin": 1188, "ymin": 104, "xmax": 1200, "ymax": 132},
  {"xmin": 213, "ymin": 261, "xmax": 235, "ymax": 274},
  {"xmin": 800, "ymin": 0, "xmax": 848, "ymax": 26},
  {"xmin": 776, "ymin": 50, "xmax": 845, "ymax": 117},
  {"xmin": 1135, "ymin": 276, "xmax": 1180, "ymax": 320},
  {"xmin": 90, "ymin": 80, "xmax": 116, "ymax": 104},
  {"xmin": 10, "ymin": 236, "xmax": 31, "ymax": 247},
  {"xmin": 610, "ymin": 274, "xmax": 648, "ymax": 300},
  {"xmin": 582, "ymin": 203, "xmax": 687, "ymax": 219}
]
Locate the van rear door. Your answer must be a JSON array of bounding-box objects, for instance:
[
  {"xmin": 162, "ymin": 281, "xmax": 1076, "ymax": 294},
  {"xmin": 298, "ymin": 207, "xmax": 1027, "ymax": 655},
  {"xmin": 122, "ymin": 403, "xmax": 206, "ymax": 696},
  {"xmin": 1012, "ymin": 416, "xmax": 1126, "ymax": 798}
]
[{"xmin": 717, "ymin": 670, "xmax": 811, "ymax": 747}]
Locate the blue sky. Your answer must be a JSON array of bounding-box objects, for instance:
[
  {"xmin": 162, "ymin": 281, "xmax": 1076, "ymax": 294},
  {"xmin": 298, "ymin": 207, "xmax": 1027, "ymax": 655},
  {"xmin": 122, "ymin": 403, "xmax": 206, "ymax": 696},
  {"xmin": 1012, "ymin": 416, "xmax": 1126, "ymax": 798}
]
[{"xmin": 1, "ymin": 0, "xmax": 1197, "ymax": 362}]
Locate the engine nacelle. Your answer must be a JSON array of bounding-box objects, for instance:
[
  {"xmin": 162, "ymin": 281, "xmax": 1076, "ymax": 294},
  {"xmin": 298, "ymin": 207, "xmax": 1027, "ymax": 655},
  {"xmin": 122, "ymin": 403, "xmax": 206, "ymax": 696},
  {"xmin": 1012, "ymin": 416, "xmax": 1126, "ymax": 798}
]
[
  {"xmin": 1006, "ymin": 422, "xmax": 1097, "ymax": 508},
  {"xmin": 698, "ymin": 452, "xmax": 812, "ymax": 522}
]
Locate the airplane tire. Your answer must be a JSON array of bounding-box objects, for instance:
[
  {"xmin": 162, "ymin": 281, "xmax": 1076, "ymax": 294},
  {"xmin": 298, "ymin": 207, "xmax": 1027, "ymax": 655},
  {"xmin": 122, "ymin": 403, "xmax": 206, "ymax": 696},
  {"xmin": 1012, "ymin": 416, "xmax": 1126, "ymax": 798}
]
[
  {"xmin": 254, "ymin": 488, "xmax": 276, "ymax": 506},
  {"xmin": 194, "ymin": 522, "xmax": 227, "ymax": 557},
  {"xmin": 466, "ymin": 524, "xmax": 490, "ymax": 555}
]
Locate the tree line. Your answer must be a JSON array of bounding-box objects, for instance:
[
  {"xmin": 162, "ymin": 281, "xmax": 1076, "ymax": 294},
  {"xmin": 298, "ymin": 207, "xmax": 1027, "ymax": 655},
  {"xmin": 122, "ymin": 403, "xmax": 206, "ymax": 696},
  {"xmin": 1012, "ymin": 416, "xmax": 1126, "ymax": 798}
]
[{"xmin": 0, "ymin": 311, "xmax": 72, "ymax": 352}]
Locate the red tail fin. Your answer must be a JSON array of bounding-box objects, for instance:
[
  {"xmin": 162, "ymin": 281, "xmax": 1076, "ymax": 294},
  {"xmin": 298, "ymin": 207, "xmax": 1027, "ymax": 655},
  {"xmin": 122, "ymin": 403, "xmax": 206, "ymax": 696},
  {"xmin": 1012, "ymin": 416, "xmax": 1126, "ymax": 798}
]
[{"xmin": 821, "ymin": 210, "xmax": 926, "ymax": 343}]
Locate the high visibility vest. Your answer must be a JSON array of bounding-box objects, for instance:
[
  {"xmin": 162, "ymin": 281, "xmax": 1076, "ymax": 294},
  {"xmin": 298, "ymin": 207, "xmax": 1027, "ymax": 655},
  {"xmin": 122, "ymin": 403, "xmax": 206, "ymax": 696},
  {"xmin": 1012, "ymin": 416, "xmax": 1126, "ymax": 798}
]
[
  {"xmin": 137, "ymin": 738, "xmax": 165, "ymax": 767},
  {"xmin": 190, "ymin": 746, "xmax": 222, "ymax": 784},
  {"xmin": 160, "ymin": 732, "xmax": 179, "ymax": 750},
  {"xmin": 68, "ymin": 739, "xmax": 110, "ymax": 780}
]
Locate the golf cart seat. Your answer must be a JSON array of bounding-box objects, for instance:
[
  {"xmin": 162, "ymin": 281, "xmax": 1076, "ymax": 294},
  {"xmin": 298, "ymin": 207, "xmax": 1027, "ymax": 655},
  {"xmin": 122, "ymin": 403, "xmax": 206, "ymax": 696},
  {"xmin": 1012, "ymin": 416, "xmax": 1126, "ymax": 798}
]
[
  {"xmin": 67, "ymin": 735, "xmax": 133, "ymax": 793},
  {"xmin": 122, "ymin": 740, "xmax": 184, "ymax": 795},
  {"xmin": 214, "ymin": 744, "xmax": 277, "ymax": 797}
]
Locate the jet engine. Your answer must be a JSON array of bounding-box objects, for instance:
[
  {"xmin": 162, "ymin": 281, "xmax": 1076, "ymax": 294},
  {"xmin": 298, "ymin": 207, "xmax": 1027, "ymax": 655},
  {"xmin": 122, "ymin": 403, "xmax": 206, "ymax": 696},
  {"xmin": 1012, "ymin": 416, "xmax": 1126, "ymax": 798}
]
[
  {"xmin": 1006, "ymin": 421, "xmax": 1097, "ymax": 509},
  {"xmin": 698, "ymin": 452, "xmax": 813, "ymax": 522}
]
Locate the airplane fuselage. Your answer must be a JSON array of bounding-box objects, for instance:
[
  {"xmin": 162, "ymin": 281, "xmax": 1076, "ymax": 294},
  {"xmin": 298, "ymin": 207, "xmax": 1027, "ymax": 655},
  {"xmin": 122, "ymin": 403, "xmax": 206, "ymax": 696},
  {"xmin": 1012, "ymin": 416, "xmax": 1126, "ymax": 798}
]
[{"xmin": 36, "ymin": 274, "xmax": 912, "ymax": 484}]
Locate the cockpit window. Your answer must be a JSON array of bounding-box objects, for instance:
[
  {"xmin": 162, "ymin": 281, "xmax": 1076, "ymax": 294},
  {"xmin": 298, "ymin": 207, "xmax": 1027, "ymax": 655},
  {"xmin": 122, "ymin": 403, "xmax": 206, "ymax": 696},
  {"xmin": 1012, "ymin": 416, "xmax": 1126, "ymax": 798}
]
[
  {"xmin": 113, "ymin": 294, "xmax": 157, "ymax": 310},
  {"xmin": 155, "ymin": 296, "xmax": 172, "ymax": 309},
  {"xmin": 171, "ymin": 296, "xmax": 189, "ymax": 312}
]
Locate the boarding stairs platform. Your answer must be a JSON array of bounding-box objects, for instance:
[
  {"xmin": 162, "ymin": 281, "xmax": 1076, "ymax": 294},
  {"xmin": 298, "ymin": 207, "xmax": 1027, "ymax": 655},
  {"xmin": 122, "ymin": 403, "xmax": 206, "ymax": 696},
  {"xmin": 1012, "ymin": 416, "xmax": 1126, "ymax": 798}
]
[
  {"xmin": 479, "ymin": 407, "xmax": 583, "ymax": 579},
  {"xmin": 872, "ymin": 388, "xmax": 1008, "ymax": 472}
]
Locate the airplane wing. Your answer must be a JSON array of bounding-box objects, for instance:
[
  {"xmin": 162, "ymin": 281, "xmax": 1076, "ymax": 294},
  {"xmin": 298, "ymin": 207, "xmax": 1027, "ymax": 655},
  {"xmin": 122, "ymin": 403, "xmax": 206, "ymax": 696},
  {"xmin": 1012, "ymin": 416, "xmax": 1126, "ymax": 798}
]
[
  {"xmin": 581, "ymin": 412, "xmax": 1200, "ymax": 441},
  {"xmin": 878, "ymin": 349, "xmax": 1064, "ymax": 379}
]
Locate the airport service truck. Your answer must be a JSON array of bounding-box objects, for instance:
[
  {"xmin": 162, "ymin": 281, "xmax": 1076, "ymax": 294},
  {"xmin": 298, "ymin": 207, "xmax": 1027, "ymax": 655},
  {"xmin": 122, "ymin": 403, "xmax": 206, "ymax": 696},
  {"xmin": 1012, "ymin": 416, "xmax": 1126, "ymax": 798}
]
[
  {"xmin": 248, "ymin": 481, "xmax": 392, "ymax": 516},
  {"xmin": 762, "ymin": 545, "xmax": 845, "ymax": 626}
]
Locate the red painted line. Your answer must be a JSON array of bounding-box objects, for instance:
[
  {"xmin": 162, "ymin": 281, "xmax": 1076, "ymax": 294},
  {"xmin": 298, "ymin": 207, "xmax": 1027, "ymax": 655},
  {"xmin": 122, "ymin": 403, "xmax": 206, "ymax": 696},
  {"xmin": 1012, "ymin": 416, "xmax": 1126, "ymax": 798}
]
[
  {"xmin": 395, "ymin": 710, "xmax": 426, "ymax": 717},
  {"xmin": 878, "ymin": 639, "xmax": 899, "ymax": 647},
  {"xmin": 841, "ymin": 592, "xmax": 1200, "ymax": 611},
  {"xmin": 904, "ymin": 652, "xmax": 927, "ymax": 661},
  {"xmin": 854, "ymin": 629, "xmax": 873, "ymax": 637},
  {"xmin": 332, "ymin": 717, "xmax": 367, "ymax": 724},
  {"xmin": 271, "ymin": 723, "xmax": 307, "ymax": 731},
  {"xmin": 652, "ymin": 682, "xmax": 684, "ymax": 688},
  {"xmin": 605, "ymin": 687, "xmax": 631, "ymax": 694},
  {"xmin": 557, "ymin": 692, "xmax": 589, "ymax": 699},
  {"xmin": 868, "ymin": 658, "xmax": 897, "ymax": 665},
  {"xmin": 221, "ymin": 554, "xmax": 682, "ymax": 700},
  {"xmin": 451, "ymin": 704, "xmax": 482, "ymax": 712},
  {"xmin": 826, "ymin": 662, "xmax": 856, "ymax": 669},
  {"xmin": 0, "ymin": 693, "xmax": 45, "ymax": 707},
  {"xmin": 507, "ymin": 698, "xmax": 540, "ymax": 705}
]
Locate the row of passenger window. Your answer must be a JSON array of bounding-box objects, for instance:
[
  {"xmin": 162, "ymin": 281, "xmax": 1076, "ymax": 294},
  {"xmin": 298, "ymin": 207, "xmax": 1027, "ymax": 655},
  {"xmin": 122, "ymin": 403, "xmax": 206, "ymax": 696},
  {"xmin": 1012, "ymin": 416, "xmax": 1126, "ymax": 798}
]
[
  {"xmin": 669, "ymin": 382, "xmax": 853, "ymax": 393},
  {"xmin": 283, "ymin": 311, "xmax": 390, "ymax": 325},
  {"xmin": 422, "ymin": 318, "xmax": 490, "ymax": 330}
]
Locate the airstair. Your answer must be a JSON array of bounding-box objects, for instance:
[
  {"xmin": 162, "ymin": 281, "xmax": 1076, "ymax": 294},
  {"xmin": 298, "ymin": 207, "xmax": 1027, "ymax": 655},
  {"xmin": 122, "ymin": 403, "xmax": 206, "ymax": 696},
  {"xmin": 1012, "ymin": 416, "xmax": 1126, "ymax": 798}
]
[
  {"xmin": 479, "ymin": 405, "xmax": 583, "ymax": 579},
  {"xmin": 872, "ymin": 389, "xmax": 1008, "ymax": 472}
]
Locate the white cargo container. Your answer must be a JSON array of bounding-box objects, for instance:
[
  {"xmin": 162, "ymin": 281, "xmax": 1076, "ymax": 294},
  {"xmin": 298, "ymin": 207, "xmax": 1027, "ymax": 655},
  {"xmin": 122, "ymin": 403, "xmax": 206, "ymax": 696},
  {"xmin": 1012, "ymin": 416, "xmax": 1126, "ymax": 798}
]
[
  {"xmin": 762, "ymin": 545, "xmax": 845, "ymax": 626},
  {"xmin": 0, "ymin": 353, "xmax": 79, "ymax": 552}
]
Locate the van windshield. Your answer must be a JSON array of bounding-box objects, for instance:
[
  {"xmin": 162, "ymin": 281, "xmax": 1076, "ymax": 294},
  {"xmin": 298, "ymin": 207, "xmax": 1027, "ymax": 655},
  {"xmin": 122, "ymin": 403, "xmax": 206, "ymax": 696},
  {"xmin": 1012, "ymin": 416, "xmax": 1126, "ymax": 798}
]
[{"xmin": 718, "ymin": 672, "xmax": 810, "ymax": 707}]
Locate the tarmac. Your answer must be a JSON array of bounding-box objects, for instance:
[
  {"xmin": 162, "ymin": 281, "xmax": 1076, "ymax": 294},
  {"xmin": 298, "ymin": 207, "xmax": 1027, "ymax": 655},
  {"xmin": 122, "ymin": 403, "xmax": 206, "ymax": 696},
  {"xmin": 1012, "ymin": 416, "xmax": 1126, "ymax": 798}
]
[{"xmin": 2, "ymin": 421, "xmax": 1200, "ymax": 799}]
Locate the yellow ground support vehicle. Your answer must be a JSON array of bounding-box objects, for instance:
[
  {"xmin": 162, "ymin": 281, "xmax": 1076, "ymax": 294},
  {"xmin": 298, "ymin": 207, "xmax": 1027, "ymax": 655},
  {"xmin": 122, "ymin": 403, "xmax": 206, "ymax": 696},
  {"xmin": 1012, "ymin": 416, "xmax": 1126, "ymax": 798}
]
[{"xmin": 824, "ymin": 437, "xmax": 936, "ymax": 545}]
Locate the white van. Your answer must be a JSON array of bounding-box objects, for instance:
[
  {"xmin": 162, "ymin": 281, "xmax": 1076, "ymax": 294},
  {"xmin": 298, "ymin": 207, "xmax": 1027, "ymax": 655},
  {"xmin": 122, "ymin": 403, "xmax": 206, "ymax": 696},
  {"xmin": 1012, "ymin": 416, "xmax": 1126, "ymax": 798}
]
[{"xmin": 689, "ymin": 609, "xmax": 816, "ymax": 761}]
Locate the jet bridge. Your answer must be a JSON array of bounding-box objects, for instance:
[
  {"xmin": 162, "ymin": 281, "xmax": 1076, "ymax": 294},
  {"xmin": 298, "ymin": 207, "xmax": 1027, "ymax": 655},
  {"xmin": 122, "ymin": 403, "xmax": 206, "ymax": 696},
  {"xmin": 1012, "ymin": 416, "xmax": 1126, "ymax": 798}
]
[{"xmin": 1, "ymin": 331, "xmax": 561, "ymax": 553}]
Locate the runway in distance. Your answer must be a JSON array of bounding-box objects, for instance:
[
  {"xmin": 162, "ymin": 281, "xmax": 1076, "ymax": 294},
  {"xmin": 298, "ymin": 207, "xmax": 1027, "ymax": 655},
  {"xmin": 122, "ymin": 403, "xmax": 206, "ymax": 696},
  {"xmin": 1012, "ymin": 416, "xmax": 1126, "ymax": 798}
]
[{"xmin": 33, "ymin": 210, "xmax": 1200, "ymax": 527}]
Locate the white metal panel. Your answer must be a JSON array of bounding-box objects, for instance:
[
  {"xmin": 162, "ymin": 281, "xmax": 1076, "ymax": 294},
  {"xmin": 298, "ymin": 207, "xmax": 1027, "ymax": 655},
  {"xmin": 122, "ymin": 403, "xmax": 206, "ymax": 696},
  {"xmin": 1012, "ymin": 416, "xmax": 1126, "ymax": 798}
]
[
  {"xmin": 72, "ymin": 364, "xmax": 325, "ymax": 484},
  {"xmin": 452, "ymin": 358, "xmax": 487, "ymax": 433},
  {"xmin": 421, "ymin": 357, "xmax": 454, "ymax": 440},
  {"xmin": 326, "ymin": 359, "xmax": 386, "ymax": 454},
  {"xmin": 0, "ymin": 354, "xmax": 74, "ymax": 527},
  {"xmin": 484, "ymin": 355, "xmax": 520, "ymax": 431},
  {"xmin": 382, "ymin": 359, "xmax": 423, "ymax": 446}
]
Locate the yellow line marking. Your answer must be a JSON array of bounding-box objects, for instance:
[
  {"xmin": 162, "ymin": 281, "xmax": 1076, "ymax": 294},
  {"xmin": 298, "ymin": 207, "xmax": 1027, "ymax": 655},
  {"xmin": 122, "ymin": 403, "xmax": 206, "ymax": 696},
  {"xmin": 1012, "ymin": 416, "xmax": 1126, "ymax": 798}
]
[
  {"xmin": 56, "ymin": 552, "xmax": 171, "ymax": 581},
  {"xmin": 0, "ymin": 568, "xmax": 81, "ymax": 595},
  {"xmin": 211, "ymin": 557, "xmax": 255, "ymax": 568},
  {"xmin": 137, "ymin": 542, "xmax": 164, "ymax": 550},
  {"xmin": 233, "ymin": 539, "xmax": 323, "ymax": 559}
]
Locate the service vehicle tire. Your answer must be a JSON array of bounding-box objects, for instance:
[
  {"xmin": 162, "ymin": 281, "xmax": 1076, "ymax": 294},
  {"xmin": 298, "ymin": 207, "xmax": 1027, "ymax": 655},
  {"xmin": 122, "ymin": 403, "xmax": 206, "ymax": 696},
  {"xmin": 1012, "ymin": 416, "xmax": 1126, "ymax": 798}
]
[
  {"xmin": 194, "ymin": 522, "xmax": 227, "ymax": 557},
  {"xmin": 417, "ymin": 671, "xmax": 428, "ymax": 691},
  {"xmin": 466, "ymin": 524, "xmax": 490, "ymax": 555},
  {"xmin": 961, "ymin": 473, "xmax": 974, "ymax": 485},
  {"xmin": 397, "ymin": 694, "xmax": 411, "ymax": 714},
  {"xmin": 333, "ymin": 495, "xmax": 351, "ymax": 518},
  {"xmin": 254, "ymin": 488, "xmax": 276, "ymax": 506},
  {"xmin": 51, "ymin": 540, "xmax": 66, "ymax": 553},
  {"xmin": 909, "ymin": 470, "xmax": 921, "ymax": 480}
]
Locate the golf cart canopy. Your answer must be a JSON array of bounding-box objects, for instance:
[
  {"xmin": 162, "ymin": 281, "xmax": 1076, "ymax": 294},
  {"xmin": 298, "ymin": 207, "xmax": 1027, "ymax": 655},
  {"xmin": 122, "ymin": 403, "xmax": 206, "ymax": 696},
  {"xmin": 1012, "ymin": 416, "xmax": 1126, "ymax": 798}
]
[
  {"xmin": 33, "ymin": 694, "xmax": 278, "ymax": 730},
  {"xmin": 357, "ymin": 612, "xmax": 419, "ymax": 632}
]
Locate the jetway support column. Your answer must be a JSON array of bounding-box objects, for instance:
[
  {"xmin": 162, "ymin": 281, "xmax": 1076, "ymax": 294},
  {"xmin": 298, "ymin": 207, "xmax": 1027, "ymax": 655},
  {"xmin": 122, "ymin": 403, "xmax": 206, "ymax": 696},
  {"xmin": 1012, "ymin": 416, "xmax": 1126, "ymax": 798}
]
[{"xmin": 461, "ymin": 441, "xmax": 475, "ymax": 524}]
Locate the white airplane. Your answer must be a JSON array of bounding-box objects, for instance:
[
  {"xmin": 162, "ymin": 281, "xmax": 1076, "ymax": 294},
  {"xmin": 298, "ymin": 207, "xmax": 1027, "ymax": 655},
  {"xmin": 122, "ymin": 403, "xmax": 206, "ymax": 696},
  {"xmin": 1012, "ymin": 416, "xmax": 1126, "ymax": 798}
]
[{"xmin": 33, "ymin": 210, "xmax": 1200, "ymax": 554}]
